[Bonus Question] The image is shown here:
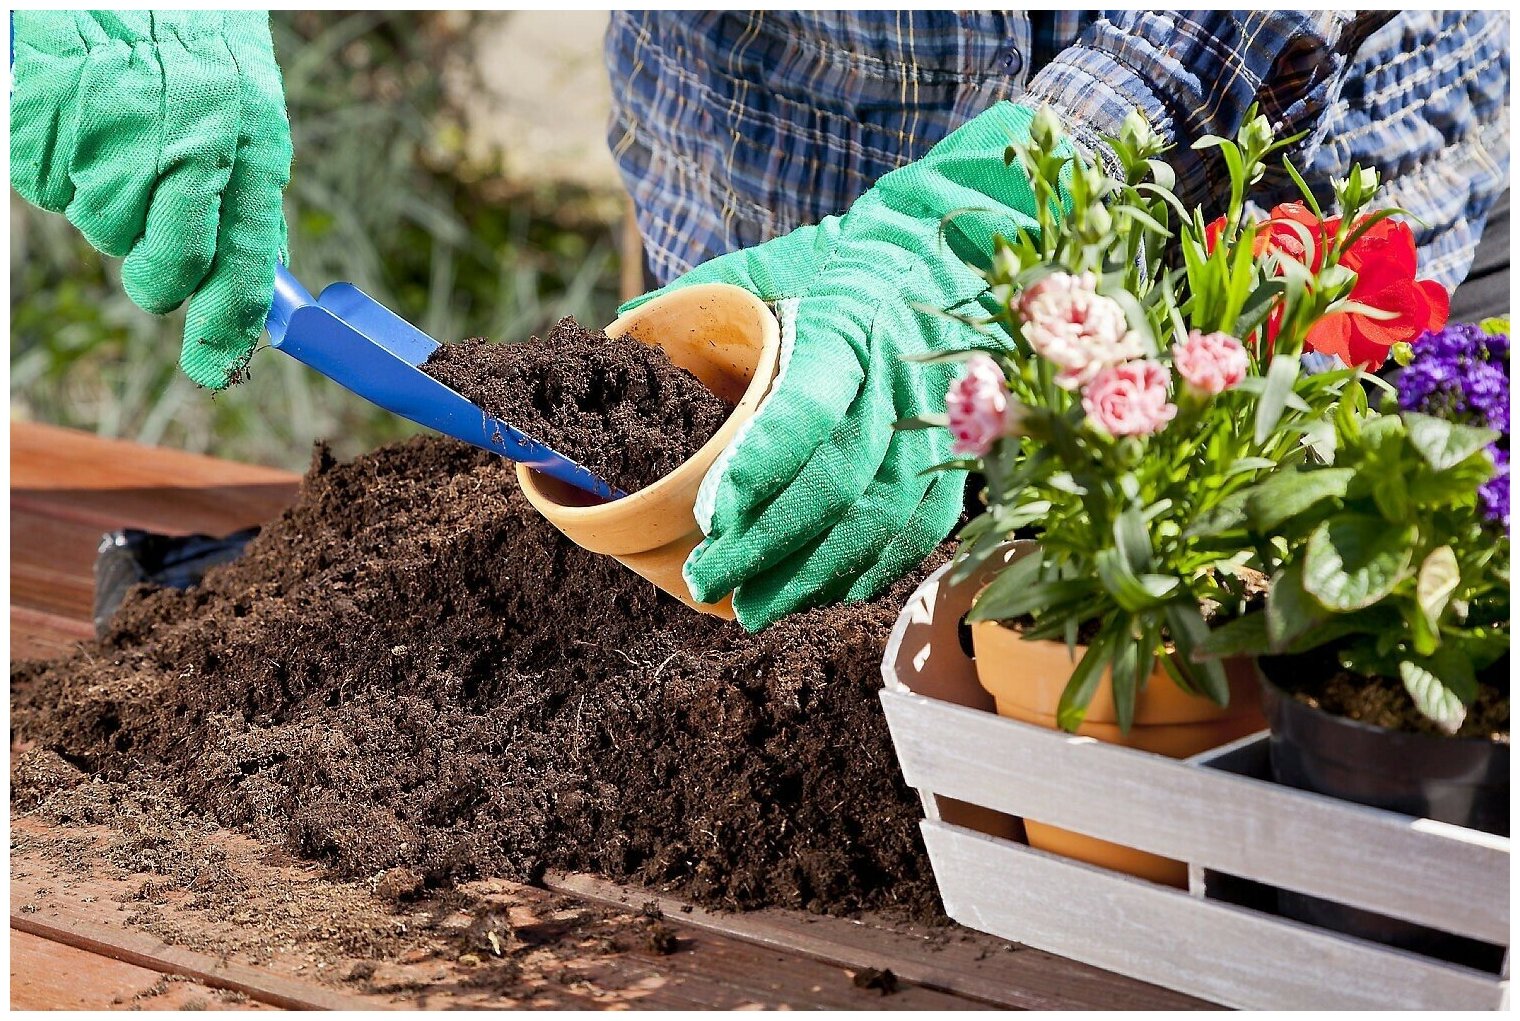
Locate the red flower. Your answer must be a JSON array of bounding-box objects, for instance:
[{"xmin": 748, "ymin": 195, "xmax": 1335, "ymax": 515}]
[
  {"xmin": 1203, "ymin": 202, "xmax": 1329, "ymax": 268},
  {"xmin": 1202, "ymin": 204, "xmax": 1448, "ymax": 370},
  {"xmin": 1303, "ymin": 217, "xmax": 1449, "ymax": 370}
]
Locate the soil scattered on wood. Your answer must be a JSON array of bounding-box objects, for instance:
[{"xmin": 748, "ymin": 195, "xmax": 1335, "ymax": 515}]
[
  {"xmin": 10, "ymin": 749, "xmax": 717, "ymax": 1007},
  {"xmin": 11, "ymin": 436, "xmax": 946, "ymax": 923},
  {"xmin": 421, "ymin": 318, "xmax": 730, "ymax": 493}
]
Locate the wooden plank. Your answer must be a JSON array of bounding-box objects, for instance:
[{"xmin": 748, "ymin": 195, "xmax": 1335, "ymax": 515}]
[
  {"xmin": 12, "ymin": 422, "xmax": 297, "ymax": 492},
  {"xmin": 922, "ymin": 821, "xmax": 1507, "ymax": 1011},
  {"xmin": 12, "ymin": 914, "xmax": 382, "ymax": 1011},
  {"xmin": 10, "ymin": 606, "xmax": 93, "ymax": 662},
  {"xmin": 11, "ymin": 815, "xmax": 986, "ymax": 1011},
  {"xmin": 549, "ymin": 871, "xmax": 1211, "ymax": 1010},
  {"xmin": 10, "ymin": 507, "xmax": 101, "ymax": 616},
  {"xmin": 880, "ymin": 554, "xmax": 1510, "ymax": 945},
  {"xmin": 12, "ymin": 422, "xmax": 298, "ymax": 538},
  {"xmin": 11, "ymin": 929, "xmax": 272, "ymax": 1011}
]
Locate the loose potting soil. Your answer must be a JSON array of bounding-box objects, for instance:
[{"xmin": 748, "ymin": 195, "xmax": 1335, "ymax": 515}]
[
  {"xmin": 1295, "ymin": 671, "xmax": 1510, "ymax": 741},
  {"xmin": 11, "ymin": 436, "xmax": 946, "ymax": 921},
  {"xmin": 421, "ymin": 318, "xmax": 730, "ymax": 493}
]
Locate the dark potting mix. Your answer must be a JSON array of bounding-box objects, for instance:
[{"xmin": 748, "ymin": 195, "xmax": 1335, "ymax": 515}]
[
  {"xmin": 11, "ymin": 435, "xmax": 947, "ymax": 922},
  {"xmin": 421, "ymin": 318, "xmax": 731, "ymax": 493}
]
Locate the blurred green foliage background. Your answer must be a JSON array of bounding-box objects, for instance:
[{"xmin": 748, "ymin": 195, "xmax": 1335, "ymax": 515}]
[{"xmin": 10, "ymin": 11, "xmax": 625, "ymax": 469}]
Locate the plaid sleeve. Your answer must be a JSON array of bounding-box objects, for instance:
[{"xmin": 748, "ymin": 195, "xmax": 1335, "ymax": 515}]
[{"xmin": 1022, "ymin": 10, "xmax": 1386, "ymax": 210}]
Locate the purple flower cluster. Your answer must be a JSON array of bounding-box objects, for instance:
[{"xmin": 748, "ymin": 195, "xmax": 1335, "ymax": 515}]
[{"xmin": 1398, "ymin": 323, "xmax": 1509, "ymax": 528}]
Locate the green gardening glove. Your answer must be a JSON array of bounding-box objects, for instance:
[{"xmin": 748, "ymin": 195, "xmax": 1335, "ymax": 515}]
[
  {"xmin": 11, "ymin": 10, "xmax": 292, "ymax": 389},
  {"xmin": 623, "ymin": 102, "xmax": 1064, "ymax": 630}
]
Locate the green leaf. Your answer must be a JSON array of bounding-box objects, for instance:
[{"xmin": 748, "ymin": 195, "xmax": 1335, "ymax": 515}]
[
  {"xmin": 1303, "ymin": 515, "xmax": 1415, "ymax": 611},
  {"xmin": 973, "ymin": 578, "xmax": 1093, "ymax": 624},
  {"xmin": 900, "ymin": 348, "xmax": 1001, "ymax": 366},
  {"xmin": 1370, "ymin": 471, "xmax": 1409, "ymax": 523},
  {"xmin": 1245, "ymin": 467, "xmax": 1354, "ymax": 531},
  {"xmin": 918, "ymin": 457, "xmax": 980, "ymax": 476},
  {"xmin": 1094, "ymin": 548, "xmax": 1177, "ymax": 611},
  {"xmin": 1297, "ymin": 418, "xmax": 1337, "ymax": 461},
  {"xmin": 1113, "ymin": 509, "xmax": 1153, "ymax": 572},
  {"xmin": 1265, "ymin": 561, "xmax": 1326, "ymax": 650},
  {"xmin": 1416, "ymin": 545, "xmax": 1460, "ymax": 628},
  {"xmin": 1056, "ymin": 623, "xmax": 1119, "ymax": 732},
  {"xmin": 1166, "ymin": 603, "xmax": 1229, "ymax": 704},
  {"xmin": 1184, "ymin": 488, "xmax": 1252, "ymax": 539},
  {"xmin": 1110, "ymin": 632, "xmax": 1141, "ymax": 734},
  {"xmin": 894, "ymin": 413, "xmax": 949, "ymax": 430},
  {"xmin": 966, "ymin": 551, "xmax": 1046, "ymax": 622},
  {"xmin": 1196, "ymin": 610, "xmax": 1269, "ymax": 659},
  {"xmin": 1225, "ymin": 457, "xmax": 1278, "ymax": 477},
  {"xmin": 1114, "ymin": 203, "xmax": 1173, "ymax": 238},
  {"xmin": 1254, "ymin": 353, "xmax": 1300, "ymax": 445},
  {"xmin": 1234, "ymin": 278, "xmax": 1286, "ymax": 342},
  {"xmin": 1399, "ymin": 650, "xmax": 1477, "ymax": 735},
  {"xmin": 1136, "ymin": 182, "xmax": 1193, "ymax": 221},
  {"xmin": 1283, "ymin": 156, "xmax": 1323, "ymax": 221},
  {"xmin": 1403, "ymin": 412, "xmax": 1500, "ymax": 471},
  {"xmin": 1100, "ymin": 285, "xmax": 1160, "ymax": 356}
]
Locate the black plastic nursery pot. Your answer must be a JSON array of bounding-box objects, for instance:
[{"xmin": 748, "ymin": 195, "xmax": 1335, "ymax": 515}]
[{"xmin": 1257, "ymin": 657, "xmax": 1509, "ymax": 968}]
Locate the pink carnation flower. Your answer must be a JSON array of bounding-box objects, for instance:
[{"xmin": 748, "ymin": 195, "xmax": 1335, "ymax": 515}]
[
  {"xmin": 1019, "ymin": 271, "xmax": 1145, "ymax": 389},
  {"xmin": 1082, "ymin": 360, "xmax": 1177, "ymax": 437},
  {"xmin": 1173, "ymin": 330, "xmax": 1248, "ymax": 395},
  {"xmin": 946, "ymin": 354, "xmax": 1024, "ymax": 457}
]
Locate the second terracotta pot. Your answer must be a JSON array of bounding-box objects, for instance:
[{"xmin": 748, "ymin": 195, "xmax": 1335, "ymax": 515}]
[
  {"xmin": 970, "ymin": 618, "xmax": 1265, "ymax": 887},
  {"xmin": 516, "ymin": 283, "xmax": 780, "ymax": 618}
]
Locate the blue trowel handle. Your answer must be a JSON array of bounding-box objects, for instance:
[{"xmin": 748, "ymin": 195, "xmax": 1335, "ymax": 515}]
[
  {"xmin": 267, "ymin": 264, "xmax": 317, "ymax": 344},
  {"xmin": 264, "ymin": 265, "xmax": 624, "ymax": 501}
]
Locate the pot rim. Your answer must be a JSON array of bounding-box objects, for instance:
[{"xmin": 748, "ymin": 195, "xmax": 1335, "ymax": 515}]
[
  {"xmin": 1256, "ymin": 658, "xmax": 1509, "ymax": 751},
  {"xmin": 516, "ymin": 283, "xmax": 781, "ymax": 522}
]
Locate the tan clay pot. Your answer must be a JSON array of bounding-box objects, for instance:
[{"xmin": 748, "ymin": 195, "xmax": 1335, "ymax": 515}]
[
  {"xmin": 516, "ymin": 283, "xmax": 780, "ymax": 619},
  {"xmin": 970, "ymin": 619, "xmax": 1265, "ymax": 887}
]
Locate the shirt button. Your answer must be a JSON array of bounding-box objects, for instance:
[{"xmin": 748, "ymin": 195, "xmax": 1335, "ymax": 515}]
[{"xmin": 1000, "ymin": 48, "xmax": 1023, "ymax": 75}]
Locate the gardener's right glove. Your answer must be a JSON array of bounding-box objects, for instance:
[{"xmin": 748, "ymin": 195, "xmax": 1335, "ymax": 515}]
[
  {"xmin": 623, "ymin": 101, "xmax": 1069, "ymax": 630},
  {"xmin": 10, "ymin": 10, "xmax": 292, "ymax": 390}
]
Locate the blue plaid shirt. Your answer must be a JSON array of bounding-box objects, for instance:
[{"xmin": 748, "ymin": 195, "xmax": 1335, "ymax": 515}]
[{"xmin": 606, "ymin": 11, "xmax": 1509, "ymax": 293}]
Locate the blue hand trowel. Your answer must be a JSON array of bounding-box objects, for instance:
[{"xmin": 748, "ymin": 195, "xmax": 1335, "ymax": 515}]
[{"xmin": 264, "ymin": 265, "xmax": 624, "ymax": 501}]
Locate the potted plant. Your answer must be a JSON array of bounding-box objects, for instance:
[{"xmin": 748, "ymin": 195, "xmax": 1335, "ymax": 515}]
[
  {"xmin": 902, "ymin": 109, "xmax": 1450, "ymax": 886},
  {"xmin": 1197, "ymin": 321, "xmax": 1508, "ymax": 956}
]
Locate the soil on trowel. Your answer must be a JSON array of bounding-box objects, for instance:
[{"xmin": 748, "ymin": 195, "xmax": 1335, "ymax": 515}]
[
  {"xmin": 421, "ymin": 318, "xmax": 730, "ymax": 493},
  {"xmin": 12, "ymin": 436, "xmax": 947, "ymax": 923}
]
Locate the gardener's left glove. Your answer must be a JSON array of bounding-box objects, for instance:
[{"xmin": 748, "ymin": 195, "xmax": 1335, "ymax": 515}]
[
  {"xmin": 622, "ymin": 101, "xmax": 1066, "ymax": 630},
  {"xmin": 10, "ymin": 10, "xmax": 293, "ymax": 389}
]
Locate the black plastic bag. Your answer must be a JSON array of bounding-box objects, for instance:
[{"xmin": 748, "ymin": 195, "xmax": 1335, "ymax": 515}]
[{"xmin": 92, "ymin": 527, "xmax": 259, "ymax": 637}]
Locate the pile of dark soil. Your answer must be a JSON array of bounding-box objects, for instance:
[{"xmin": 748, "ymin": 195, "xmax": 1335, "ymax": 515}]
[
  {"xmin": 421, "ymin": 318, "xmax": 730, "ymax": 493},
  {"xmin": 11, "ymin": 436, "xmax": 945, "ymax": 921}
]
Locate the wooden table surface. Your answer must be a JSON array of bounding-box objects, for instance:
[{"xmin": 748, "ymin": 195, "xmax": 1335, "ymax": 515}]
[{"xmin": 9, "ymin": 421, "xmax": 1214, "ymax": 1011}]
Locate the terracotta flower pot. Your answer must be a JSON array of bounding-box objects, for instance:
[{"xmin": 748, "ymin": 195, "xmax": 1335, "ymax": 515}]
[
  {"xmin": 970, "ymin": 618, "xmax": 1265, "ymax": 887},
  {"xmin": 517, "ymin": 283, "xmax": 780, "ymax": 619}
]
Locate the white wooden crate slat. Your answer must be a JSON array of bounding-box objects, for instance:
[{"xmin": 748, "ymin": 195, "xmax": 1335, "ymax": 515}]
[
  {"xmin": 880, "ymin": 686, "xmax": 1509, "ymax": 944},
  {"xmin": 880, "ymin": 550, "xmax": 1511, "ymax": 1010},
  {"xmin": 923, "ymin": 821, "xmax": 1507, "ymax": 1011}
]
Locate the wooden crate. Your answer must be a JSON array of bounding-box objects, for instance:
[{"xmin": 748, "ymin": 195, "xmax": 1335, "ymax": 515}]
[{"xmin": 879, "ymin": 550, "xmax": 1511, "ymax": 1011}]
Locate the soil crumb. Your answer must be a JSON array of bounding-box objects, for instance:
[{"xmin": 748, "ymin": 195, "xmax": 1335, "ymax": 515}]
[
  {"xmin": 12, "ymin": 436, "xmax": 947, "ymax": 922},
  {"xmin": 421, "ymin": 318, "xmax": 730, "ymax": 493},
  {"xmin": 852, "ymin": 967, "xmax": 899, "ymax": 995}
]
